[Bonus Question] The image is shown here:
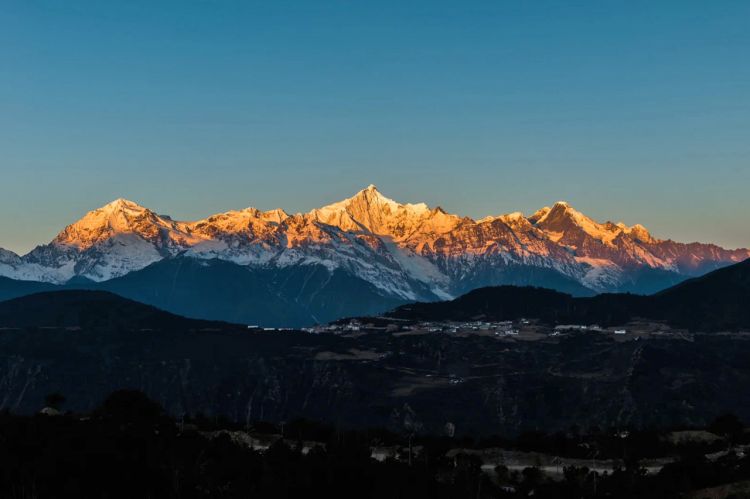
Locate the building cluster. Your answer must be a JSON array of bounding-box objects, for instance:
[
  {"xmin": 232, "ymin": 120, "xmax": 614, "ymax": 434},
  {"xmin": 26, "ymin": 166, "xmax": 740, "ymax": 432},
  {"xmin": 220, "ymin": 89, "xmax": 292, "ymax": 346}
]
[
  {"xmin": 300, "ymin": 319, "xmax": 394, "ymax": 334},
  {"xmin": 252, "ymin": 318, "xmax": 630, "ymax": 337},
  {"xmin": 398, "ymin": 319, "xmax": 529, "ymax": 336},
  {"xmin": 304, "ymin": 318, "xmax": 535, "ymax": 336},
  {"xmin": 553, "ymin": 324, "xmax": 602, "ymax": 332},
  {"xmin": 552, "ymin": 324, "xmax": 631, "ymax": 335}
]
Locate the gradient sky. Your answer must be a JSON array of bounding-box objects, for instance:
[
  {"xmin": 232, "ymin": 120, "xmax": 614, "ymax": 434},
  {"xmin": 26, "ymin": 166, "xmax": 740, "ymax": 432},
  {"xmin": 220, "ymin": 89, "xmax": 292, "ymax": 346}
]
[{"xmin": 1, "ymin": 0, "xmax": 748, "ymax": 254}]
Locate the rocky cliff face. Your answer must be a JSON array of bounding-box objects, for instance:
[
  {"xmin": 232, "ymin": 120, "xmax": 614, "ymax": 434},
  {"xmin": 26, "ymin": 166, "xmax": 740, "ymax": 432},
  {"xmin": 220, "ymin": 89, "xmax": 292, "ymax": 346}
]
[{"xmin": 2, "ymin": 186, "xmax": 748, "ymax": 302}]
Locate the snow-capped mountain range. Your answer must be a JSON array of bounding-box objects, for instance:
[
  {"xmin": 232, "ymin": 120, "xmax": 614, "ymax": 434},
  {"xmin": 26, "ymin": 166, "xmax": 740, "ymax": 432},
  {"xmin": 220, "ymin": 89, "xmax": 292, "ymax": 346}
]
[{"xmin": 2, "ymin": 185, "xmax": 748, "ymax": 302}]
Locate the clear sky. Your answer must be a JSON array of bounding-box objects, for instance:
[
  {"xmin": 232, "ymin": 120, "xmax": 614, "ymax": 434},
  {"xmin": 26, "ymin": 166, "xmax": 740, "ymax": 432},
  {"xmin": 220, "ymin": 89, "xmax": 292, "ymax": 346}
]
[{"xmin": 1, "ymin": 0, "xmax": 748, "ymax": 254}]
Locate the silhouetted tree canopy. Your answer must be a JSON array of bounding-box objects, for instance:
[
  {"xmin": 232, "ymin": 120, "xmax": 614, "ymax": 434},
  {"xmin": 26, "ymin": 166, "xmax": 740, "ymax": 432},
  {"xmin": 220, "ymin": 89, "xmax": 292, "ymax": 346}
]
[
  {"xmin": 94, "ymin": 389, "xmax": 165, "ymax": 425},
  {"xmin": 44, "ymin": 392, "xmax": 66, "ymax": 410},
  {"xmin": 0, "ymin": 390, "xmax": 748, "ymax": 498}
]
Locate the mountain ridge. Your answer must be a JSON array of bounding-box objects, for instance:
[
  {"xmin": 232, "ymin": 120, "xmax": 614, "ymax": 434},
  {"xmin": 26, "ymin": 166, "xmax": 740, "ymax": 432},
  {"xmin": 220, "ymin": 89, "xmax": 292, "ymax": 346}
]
[
  {"xmin": 0, "ymin": 289, "xmax": 234, "ymax": 329},
  {"xmin": 1, "ymin": 186, "xmax": 748, "ymax": 309}
]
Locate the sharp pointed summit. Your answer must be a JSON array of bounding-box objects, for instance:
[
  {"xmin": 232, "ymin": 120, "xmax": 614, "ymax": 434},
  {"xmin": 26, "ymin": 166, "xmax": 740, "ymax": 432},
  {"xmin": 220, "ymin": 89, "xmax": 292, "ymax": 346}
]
[
  {"xmin": 53, "ymin": 199, "xmax": 178, "ymax": 249},
  {"xmin": 102, "ymin": 197, "xmax": 147, "ymax": 210},
  {"xmin": 532, "ymin": 200, "xmax": 626, "ymax": 246},
  {"xmin": 308, "ymin": 185, "xmax": 434, "ymax": 236}
]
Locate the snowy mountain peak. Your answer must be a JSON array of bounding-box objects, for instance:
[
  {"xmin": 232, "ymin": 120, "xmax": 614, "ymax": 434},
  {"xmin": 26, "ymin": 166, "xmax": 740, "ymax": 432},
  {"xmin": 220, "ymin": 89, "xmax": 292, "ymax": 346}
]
[
  {"xmin": 623, "ymin": 223, "xmax": 655, "ymax": 243},
  {"xmin": 533, "ymin": 201, "xmax": 623, "ymax": 246},
  {"xmin": 0, "ymin": 248, "xmax": 20, "ymax": 264},
  {"xmin": 528, "ymin": 201, "xmax": 662, "ymax": 249},
  {"xmin": 528, "ymin": 206, "xmax": 551, "ymax": 224},
  {"xmin": 349, "ymin": 184, "xmax": 430, "ymax": 215},
  {"xmin": 502, "ymin": 211, "xmax": 525, "ymax": 221},
  {"xmin": 98, "ymin": 198, "xmax": 152, "ymax": 216},
  {"xmin": 308, "ymin": 185, "xmax": 434, "ymax": 236},
  {"xmin": 533, "ymin": 201, "xmax": 574, "ymax": 225},
  {"xmin": 548, "ymin": 200, "xmax": 583, "ymax": 217},
  {"xmin": 222, "ymin": 207, "xmax": 290, "ymax": 224},
  {"xmin": 353, "ymin": 185, "xmax": 430, "ymax": 214},
  {"xmin": 478, "ymin": 212, "xmax": 526, "ymax": 224},
  {"xmin": 50, "ymin": 198, "xmax": 185, "ymax": 252},
  {"xmin": 261, "ymin": 208, "xmax": 290, "ymax": 224}
]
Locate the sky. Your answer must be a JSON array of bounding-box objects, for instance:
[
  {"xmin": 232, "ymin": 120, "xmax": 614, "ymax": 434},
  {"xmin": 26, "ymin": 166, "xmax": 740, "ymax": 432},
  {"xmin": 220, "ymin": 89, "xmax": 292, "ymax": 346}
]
[{"xmin": 1, "ymin": 0, "xmax": 748, "ymax": 254}]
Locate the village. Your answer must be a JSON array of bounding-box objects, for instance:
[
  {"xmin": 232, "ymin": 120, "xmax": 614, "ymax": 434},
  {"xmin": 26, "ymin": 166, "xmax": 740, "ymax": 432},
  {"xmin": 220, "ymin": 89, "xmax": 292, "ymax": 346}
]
[{"xmin": 289, "ymin": 317, "xmax": 683, "ymax": 341}]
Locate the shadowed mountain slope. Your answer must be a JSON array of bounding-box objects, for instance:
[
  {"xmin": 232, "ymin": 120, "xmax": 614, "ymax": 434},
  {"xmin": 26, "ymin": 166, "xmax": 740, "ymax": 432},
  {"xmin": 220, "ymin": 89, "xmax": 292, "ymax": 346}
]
[
  {"xmin": 0, "ymin": 276, "xmax": 55, "ymax": 302},
  {"xmin": 0, "ymin": 290, "xmax": 232, "ymax": 330},
  {"xmin": 0, "ymin": 258, "xmax": 410, "ymax": 327},
  {"xmin": 390, "ymin": 258, "xmax": 750, "ymax": 331}
]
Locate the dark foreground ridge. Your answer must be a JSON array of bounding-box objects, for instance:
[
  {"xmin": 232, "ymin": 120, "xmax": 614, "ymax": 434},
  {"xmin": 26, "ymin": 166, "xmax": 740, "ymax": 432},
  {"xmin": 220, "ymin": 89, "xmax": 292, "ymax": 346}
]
[
  {"xmin": 0, "ymin": 289, "xmax": 234, "ymax": 330},
  {"xmin": 3, "ymin": 389, "xmax": 750, "ymax": 499},
  {"xmin": 390, "ymin": 258, "xmax": 750, "ymax": 331}
]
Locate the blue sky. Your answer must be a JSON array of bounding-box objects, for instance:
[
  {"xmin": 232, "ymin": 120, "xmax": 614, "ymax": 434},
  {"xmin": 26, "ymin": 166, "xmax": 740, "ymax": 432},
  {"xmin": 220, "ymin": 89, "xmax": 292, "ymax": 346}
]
[{"xmin": 1, "ymin": 0, "xmax": 748, "ymax": 254}]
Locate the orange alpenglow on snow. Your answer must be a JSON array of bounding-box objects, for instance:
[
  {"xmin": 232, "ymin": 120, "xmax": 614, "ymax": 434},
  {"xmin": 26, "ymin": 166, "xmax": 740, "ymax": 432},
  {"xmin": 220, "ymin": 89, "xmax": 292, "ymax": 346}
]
[{"xmin": 1, "ymin": 185, "xmax": 748, "ymax": 300}]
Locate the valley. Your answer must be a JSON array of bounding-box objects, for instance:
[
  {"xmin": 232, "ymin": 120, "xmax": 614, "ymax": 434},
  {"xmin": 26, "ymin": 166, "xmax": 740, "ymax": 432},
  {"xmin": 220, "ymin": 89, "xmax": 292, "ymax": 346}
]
[{"xmin": 2, "ymin": 290, "xmax": 750, "ymax": 437}]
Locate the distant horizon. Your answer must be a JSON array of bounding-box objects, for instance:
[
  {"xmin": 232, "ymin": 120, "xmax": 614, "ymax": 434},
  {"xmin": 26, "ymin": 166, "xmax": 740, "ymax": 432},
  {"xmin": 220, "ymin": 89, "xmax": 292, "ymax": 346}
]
[
  {"xmin": 2, "ymin": 1, "xmax": 748, "ymax": 253},
  {"xmin": 2, "ymin": 183, "xmax": 749, "ymax": 255}
]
